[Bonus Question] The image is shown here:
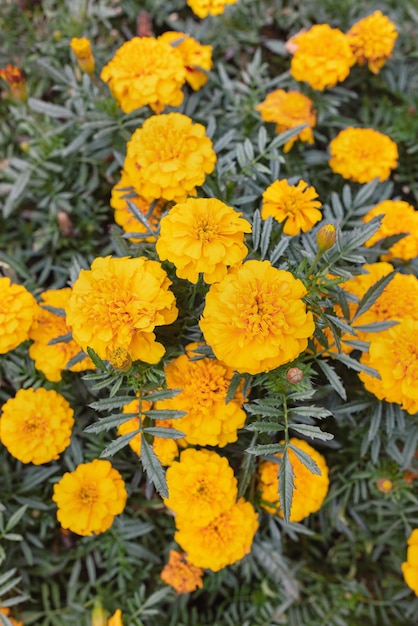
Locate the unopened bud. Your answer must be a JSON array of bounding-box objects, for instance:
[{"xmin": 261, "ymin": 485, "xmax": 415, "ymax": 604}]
[
  {"xmin": 316, "ymin": 224, "xmax": 337, "ymax": 252},
  {"xmin": 376, "ymin": 477, "xmax": 393, "ymax": 493},
  {"xmin": 70, "ymin": 37, "xmax": 95, "ymax": 75},
  {"xmin": 0, "ymin": 64, "xmax": 28, "ymax": 102},
  {"xmin": 91, "ymin": 599, "xmax": 107, "ymax": 626},
  {"xmin": 286, "ymin": 367, "xmax": 303, "ymax": 384},
  {"xmin": 107, "ymin": 347, "xmax": 132, "ymax": 372}
]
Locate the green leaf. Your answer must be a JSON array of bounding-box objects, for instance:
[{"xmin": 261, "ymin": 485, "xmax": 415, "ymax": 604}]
[
  {"xmin": 143, "ymin": 409, "xmax": 187, "ymax": 421},
  {"xmin": 142, "ymin": 427, "xmax": 185, "ymax": 439},
  {"xmin": 28, "ymin": 97, "xmax": 75, "ymax": 119},
  {"xmin": 289, "ymin": 443, "xmax": 321, "ymax": 475},
  {"xmin": 2, "ymin": 168, "xmax": 32, "ymax": 218},
  {"xmin": 245, "ymin": 443, "xmax": 285, "ymax": 456},
  {"xmin": 48, "ymin": 332, "xmax": 72, "ymax": 345},
  {"xmin": 100, "ymin": 431, "xmax": 139, "ymax": 458},
  {"xmin": 5, "ymin": 506, "xmax": 27, "ymax": 533},
  {"xmin": 289, "ymin": 424, "xmax": 334, "ymax": 441},
  {"xmin": 140, "ymin": 438, "xmax": 168, "ymax": 498},
  {"xmin": 352, "ymin": 271, "xmax": 396, "ymax": 320},
  {"xmin": 260, "ymin": 217, "xmax": 273, "ymax": 259},
  {"xmin": 86, "ymin": 347, "xmax": 107, "ymax": 370},
  {"xmin": 89, "ymin": 395, "xmax": 135, "ymax": 412},
  {"xmin": 288, "ymin": 406, "xmax": 332, "ymax": 419},
  {"xmin": 84, "ymin": 412, "xmax": 137, "ymax": 434},
  {"xmin": 252, "ymin": 209, "xmax": 261, "ymax": 250},
  {"xmin": 278, "ymin": 448, "xmax": 294, "ymax": 523},
  {"xmin": 336, "ymin": 353, "xmax": 380, "ymax": 377},
  {"xmin": 316, "ymin": 359, "xmax": 346, "ymax": 400},
  {"xmin": 245, "ymin": 400, "xmax": 281, "ymax": 418},
  {"xmin": 226, "ymin": 372, "xmax": 243, "ymax": 403},
  {"xmin": 245, "ymin": 421, "xmax": 284, "ymax": 433},
  {"xmin": 142, "ymin": 388, "xmax": 181, "ymax": 402}
]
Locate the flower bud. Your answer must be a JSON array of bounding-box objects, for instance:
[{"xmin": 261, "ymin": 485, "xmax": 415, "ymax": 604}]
[
  {"xmin": 91, "ymin": 599, "xmax": 107, "ymax": 626},
  {"xmin": 316, "ymin": 223, "xmax": 337, "ymax": 252},
  {"xmin": 286, "ymin": 367, "xmax": 304, "ymax": 384},
  {"xmin": 0, "ymin": 64, "xmax": 28, "ymax": 102},
  {"xmin": 376, "ymin": 477, "xmax": 393, "ymax": 493},
  {"xmin": 107, "ymin": 347, "xmax": 132, "ymax": 372},
  {"xmin": 70, "ymin": 37, "xmax": 95, "ymax": 75}
]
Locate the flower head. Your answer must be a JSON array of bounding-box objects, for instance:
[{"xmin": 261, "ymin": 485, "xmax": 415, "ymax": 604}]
[
  {"xmin": 362, "ymin": 200, "xmax": 418, "ymax": 262},
  {"xmin": 108, "ymin": 609, "xmax": 124, "ymax": 626},
  {"xmin": 0, "ymin": 277, "xmax": 37, "ymax": 354},
  {"xmin": 156, "ymin": 198, "xmax": 251, "ymax": 283},
  {"xmin": 187, "ymin": 0, "xmax": 238, "ymax": 19},
  {"xmin": 0, "ymin": 388, "xmax": 74, "ymax": 465},
  {"xmin": 124, "ymin": 113, "xmax": 216, "ymax": 203},
  {"xmin": 158, "ymin": 32, "xmax": 212, "ymax": 90},
  {"xmin": 402, "ymin": 529, "xmax": 418, "ymax": 596},
  {"xmin": 200, "ymin": 260, "xmax": 315, "ymax": 374},
  {"xmin": 259, "ymin": 438, "xmax": 329, "ymax": 522},
  {"xmin": 316, "ymin": 223, "xmax": 337, "ymax": 252},
  {"xmin": 261, "ymin": 179, "xmax": 322, "ymax": 236},
  {"xmin": 70, "ymin": 37, "xmax": 95, "ymax": 74},
  {"xmin": 329, "ymin": 127, "xmax": 398, "ymax": 183},
  {"xmin": 65, "ymin": 256, "xmax": 178, "ymax": 365},
  {"xmin": 290, "ymin": 24, "xmax": 355, "ymax": 91},
  {"xmin": 52, "ymin": 459, "xmax": 127, "ymax": 536},
  {"xmin": 100, "ymin": 37, "xmax": 186, "ymax": 114},
  {"xmin": 347, "ymin": 11, "xmax": 398, "ymax": 74},
  {"xmin": 0, "ymin": 64, "xmax": 27, "ymax": 101},
  {"xmin": 160, "ymin": 550, "xmax": 204, "ymax": 594},
  {"xmin": 255, "ymin": 90, "xmax": 316, "ymax": 152},
  {"xmin": 28, "ymin": 288, "xmax": 93, "ymax": 381}
]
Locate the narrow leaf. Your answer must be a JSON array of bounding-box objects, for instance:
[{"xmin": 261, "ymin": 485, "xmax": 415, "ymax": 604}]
[
  {"xmin": 140, "ymin": 438, "xmax": 168, "ymax": 498},
  {"xmin": 143, "ymin": 409, "xmax": 187, "ymax": 421},
  {"xmin": 100, "ymin": 430, "xmax": 139, "ymax": 458},
  {"xmin": 352, "ymin": 271, "xmax": 396, "ymax": 320},
  {"xmin": 142, "ymin": 427, "xmax": 185, "ymax": 439},
  {"xmin": 316, "ymin": 359, "xmax": 346, "ymax": 400},
  {"xmin": 278, "ymin": 449, "xmax": 294, "ymax": 523},
  {"xmin": 245, "ymin": 443, "xmax": 285, "ymax": 456},
  {"xmin": 289, "ymin": 424, "xmax": 334, "ymax": 441},
  {"xmin": 289, "ymin": 443, "xmax": 321, "ymax": 475}
]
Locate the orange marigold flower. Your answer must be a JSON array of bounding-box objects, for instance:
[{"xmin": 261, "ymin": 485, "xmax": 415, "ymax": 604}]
[
  {"xmin": 259, "ymin": 438, "xmax": 329, "ymax": 522},
  {"xmin": 164, "ymin": 448, "xmax": 238, "ymax": 526},
  {"xmin": 52, "ymin": 459, "xmax": 127, "ymax": 536},
  {"xmin": 70, "ymin": 37, "xmax": 95, "ymax": 74},
  {"xmin": 329, "ymin": 127, "xmax": 398, "ymax": 183},
  {"xmin": 155, "ymin": 343, "xmax": 247, "ymax": 447},
  {"xmin": 359, "ymin": 318, "xmax": 418, "ymax": 415},
  {"xmin": 402, "ymin": 529, "xmax": 418, "ymax": 596},
  {"xmin": 65, "ymin": 256, "xmax": 178, "ymax": 365},
  {"xmin": 108, "ymin": 609, "xmax": 124, "ymax": 626},
  {"xmin": 28, "ymin": 288, "xmax": 94, "ymax": 382},
  {"xmin": 261, "ymin": 179, "xmax": 322, "ymax": 236},
  {"xmin": 362, "ymin": 200, "xmax": 418, "ymax": 262},
  {"xmin": 0, "ymin": 605, "xmax": 23, "ymax": 626},
  {"xmin": 110, "ymin": 169, "xmax": 165, "ymax": 243},
  {"xmin": 290, "ymin": 24, "xmax": 355, "ymax": 91},
  {"xmin": 347, "ymin": 11, "xmax": 398, "ymax": 74},
  {"xmin": 175, "ymin": 498, "xmax": 259, "ymax": 572},
  {"xmin": 158, "ymin": 32, "xmax": 212, "ymax": 91},
  {"xmin": 255, "ymin": 90, "xmax": 316, "ymax": 152},
  {"xmin": 187, "ymin": 0, "xmax": 238, "ymax": 19},
  {"xmin": 0, "ymin": 388, "xmax": 74, "ymax": 465},
  {"xmin": 156, "ymin": 198, "xmax": 251, "ymax": 284},
  {"xmin": 160, "ymin": 550, "xmax": 204, "ymax": 594},
  {"xmin": 200, "ymin": 260, "xmax": 315, "ymax": 375},
  {"xmin": 100, "ymin": 37, "xmax": 186, "ymax": 114},
  {"xmin": 0, "ymin": 277, "xmax": 37, "ymax": 354},
  {"xmin": 124, "ymin": 113, "xmax": 216, "ymax": 203},
  {"xmin": 0, "ymin": 64, "xmax": 27, "ymax": 101}
]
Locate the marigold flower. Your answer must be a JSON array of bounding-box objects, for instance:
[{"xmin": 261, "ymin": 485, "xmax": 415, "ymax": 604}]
[
  {"xmin": 359, "ymin": 318, "xmax": 418, "ymax": 415},
  {"xmin": 0, "ymin": 388, "xmax": 74, "ymax": 465},
  {"xmin": 52, "ymin": 459, "xmax": 127, "ymax": 536},
  {"xmin": 402, "ymin": 529, "xmax": 418, "ymax": 596},
  {"xmin": 362, "ymin": 200, "xmax": 418, "ymax": 262},
  {"xmin": 261, "ymin": 179, "xmax": 322, "ymax": 236},
  {"xmin": 259, "ymin": 438, "xmax": 329, "ymax": 522},
  {"xmin": 124, "ymin": 113, "xmax": 216, "ymax": 203},
  {"xmin": 347, "ymin": 11, "xmax": 398, "ymax": 74},
  {"xmin": 65, "ymin": 256, "xmax": 178, "ymax": 365},
  {"xmin": 156, "ymin": 198, "xmax": 251, "ymax": 284},
  {"xmin": 158, "ymin": 32, "xmax": 212, "ymax": 90},
  {"xmin": 28, "ymin": 288, "xmax": 93, "ymax": 382},
  {"xmin": 101, "ymin": 37, "xmax": 186, "ymax": 114},
  {"xmin": 155, "ymin": 343, "xmax": 247, "ymax": 447},
  {"xmin": 164, "ymin": 448, "xmax": 238, "ymax": 526},
  {"xmin": 255, "ymin": 90, "xmax": 316, "ymax": 152},
  {"xmin": 108, "ymin": 609, "xmax": 124, "ymax": 626},
  {"xmin": 160, "ymin": 550, "xmax": 204, "ymax": 594},
  {"xmin": 290, "ymin": 24, "xmax": 355, "ymax": 91},
  {"xmin": 187, "ymin": 0, "xmax": 238, "ymax": 19},
  {"xmin": 175, "ymin": 498, "xmax": 259, "ymax": 572},
  {"xmin": 0, "ymin": 64, "xmax": 27, "ymax": 101},
  {"xmin": 70, "ymin": 37, "xmax": 95, "ymax": 74},
  {"xmin": 0, "ymin": 277, "xmax": 37, "ymax": 354},
  {"xmin": 329, "ymin": 127, "xmax": 398, "ymax": 183},
  {"xmin": 200, "ymin": 260, "xmax": 315, "ymax": 374}
]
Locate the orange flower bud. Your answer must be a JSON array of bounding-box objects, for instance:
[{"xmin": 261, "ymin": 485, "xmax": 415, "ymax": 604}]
[
  {"xmin": 0, "ymin": 64, "xmax": 28, "ymax": 102},
  {"xmin": 91, "ymin": 599, "xmax": 108, "ymax": 626},
  {"xmin": 376, "ymin": 478, "xmax": 394, "ymax": 493},
  {"xmin": 316, "ymin": 224, "xmax": 337, "ymax": 252},
  {"xmin": 70, "ymin": 37, "xmax": 95, "ymax": 75},
  {"xmin": 286, "ymin": 367, "xmax": 304, "ymax": 384}
]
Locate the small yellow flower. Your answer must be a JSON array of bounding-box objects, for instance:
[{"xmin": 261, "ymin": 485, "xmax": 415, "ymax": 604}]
[
  {"xmin": 256, "ymin": 90, "xmax": 316, "ymax": 152},
  {"xmin": 329, "ymin": 127, "xmax": 398, "ymax": 183},
  {"xmin": 0, "ymin": 64, "xmax": 27, "ymax": 101},
  {"xmin": 261, "ymin": 179, "xmax": 322, "ymax": 236},
  {"xmin": 187, "ymin": 0, "xmax": 238, "ymax": 19},
  {"xmin": 70, "ymin": 37, "xmax": 95, "ymax": 74},
  {"xmin": 362, "ymin": 200, "xmax": 418, "ymax": 262},
  {"xmin": 0, "ymin": 277, "xmax": 37, "ymax": 354},
  {"xmin": 108, "ymin": 609, "xmax": 124, "ymax": 626},
  {"xmin": 158, "ymin": 31, "xmax": 212, "ymax": 90},
  {"xmin": 160, "ymin": 550, "xmax": 204, "ymax": 594},
  {"xmin": 402, "ymin": 529, "xmax": 418, "ymax": 596},
  {"xmin": 347, "ymin": 11, "xmax": 398, "ymax": 74}
]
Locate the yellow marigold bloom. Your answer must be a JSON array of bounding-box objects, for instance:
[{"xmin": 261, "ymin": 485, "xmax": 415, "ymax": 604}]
[
  {"xmin": 359, "ymin": 318, "xmax": 418, "ymax": 415},
  {"xmin": 329, "ymin": 127, "xmax": 398, "ymax": 183},
  {"xmin": 175, "ymin": 498, "xmax": 259, "ymax": 572},
  {"xmin": 164, "ymin": 448, "xmax": 238, "ymax": 525},
  {"xmin": 259, "ymin": 438, "xmax": 329, "ymax": 522},
  {"xmin": 28, "ymin": 288, "xmax": 93, "ymax": 382},
  {"xmin": 156, "ymin": 198, "xmax": 251, "ymax": 284},
  {"xmin": 100, "ymin": 37, "xmax": 186, "ymax": 114},
  {"xmin": 200, "ymin": 260, "xmax": 315, "ymax": 375},
  {"xmin": 402, "ymin": 529, "xmax": 418, "ymax": 596},
  {"xmin": 187, "ymin": 0, "xmax": 238, "ymax": 19},
  {"xmin": 0, "ymin": 388, "xmax": 74, "ymax": 465},
  {"xmin": 155, "ymin": 344, "xmax": 247, "ymax": 447},
  {"xmin": 52, "ymin": 459, "xmax": 127, "ymax": 536},
  {"xmin": 110, "ymin": 169, "xmax": 165, "ymax": 243},
  {"xmin": 261, "ymin": 179, "xmax": 322, "ymax": 236},
  {"xmin": 108, "ymin": 609, "xmax": 123, "ymax": 626},
  {"xmin": 158, "ymin": 32, "xmax": 212, "ymax": 91},
  {"xmin": 65, "ymin": 256, "xmax": 178, "ymax": 365},
  {"xmin": 290, "ymin": 24, "xmax": 355, "ymax": 91},
  {"xmin": 0, "ymin": 277, "xmax": 37, "ymax": 354},
  {"xmin": 0, "ymin": 64, "xmax": 27, "ymax": 101},
  {"xmin": 347, "ymin": 11, "xmax": 398, "ymax": 74},
  {"xmin": 362, "ymin": 200, "xmax": 418, "ymax": 262},
  {"xmin": 0, "ymin": 605, "xmax": 23, "ymax": 626},
  {"xmin": 124, "ymin": 113, "xmax": 216, "ymax": 203},
  {"xmin": 70, "ymin": 37, "xmax": 95, "ymax": 74},
  {"xmin": 160, "ymin": 550, "xmax": 204, "ymax": 594},
  {"xmin": 255, "ymin": 90, "xmax": 316, "ymax": 152}
]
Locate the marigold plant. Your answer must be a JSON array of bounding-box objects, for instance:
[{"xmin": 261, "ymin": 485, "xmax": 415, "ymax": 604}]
[{"xmin": 261, "ymin": 179, "xmax": 322, "ymax": 235}]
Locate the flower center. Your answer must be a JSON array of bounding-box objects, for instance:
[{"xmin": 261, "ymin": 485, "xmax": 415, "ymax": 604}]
[
  {"xmin": 24, "ymin": 414, "xmax": 48, "ymax": 435},
  {"xmin": 194, "ymin": 217, "xmax": 218, "ymax": 243},
  {"xmin": 79, "ymin": 483, "xmax": 99, "ymax": 505},
  {"xmin": 237, "ymin": 289, "xmax": 285, "ymax": 339}
]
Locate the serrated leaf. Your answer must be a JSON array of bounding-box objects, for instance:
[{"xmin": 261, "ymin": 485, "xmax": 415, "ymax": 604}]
[
  {"xmin": 142, "ymin": 427, "xmax": 185, "ymax": 439},
  {"xmin": 89, "ymin": 395, "xmax": 135, "ymax": 411},
  {"xmin": 84, "ymin": 413, "xmax": 137, "ymax": 434},
  {"xmin": 269, "ymin": 237, "xmax": 290, "ymax": 265},
  {"xmin": 143, "ymin": 388, "xmax": 181, "ymax": 402},
  {"xmin": 143, "ymin": 409, "xmax": 187, "ymax": 420},
  {"xmin": 140, "ymin": 438, "xmax": 168, "ymax": 498},
  {"xmin": 245, "ymin": 401, "xmax": 281, "ymax": 418},
  {"xmin": 316, "ymin": 359, "xmax": 346, "ymax": 400},
  {"xmin": 289, "ymin": 424, "xmax": 334, "ymax": 441},
  {"xmin": 352, "ymin": 271, "xmax": 396, "ymax": 320},
  {"xmin": 260, "ymin": 217, "xmax": 273, "ymax": 259},
  {"xmin": 252, "ymin": 209, "xmax": 261, "ymax": 249},
  {"xmin": 278, "ymin": 448, "xmax": 294, "ymax": 523},
  {"xmin": 48, "ymin": 332, "xmax": 72, "ymax": 345},
  {"xmin": 226, "ymin": 372, "xmax": 243, "ymax": 403},
  {"xmin": 245, "ymin": 421, "xmax": 283, "ymax": 433},
  {"xmin": 86, "ymin": 347, "xmax": 107, "ymax": 369},
  {"xmin": 289, "ymin": 443, "xmax": 321, "ymax": 475},
  {"xmin": 100, "ymin": 430, "xmax": 139, "ymax": 458},
  {"xmin": 245, "ymin": 443, "xmax": 285, "ymax": 456},
  {"xmin": 336, "ymin": 353, "xmax": 380, "ymax": 377},
  {"xmin": 352, "ymin": 320, "xmax": 399, "ymax": 333},
  {"xmin": 288, "ymin": 406, "xmax": 332, "ymax": 419}
]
